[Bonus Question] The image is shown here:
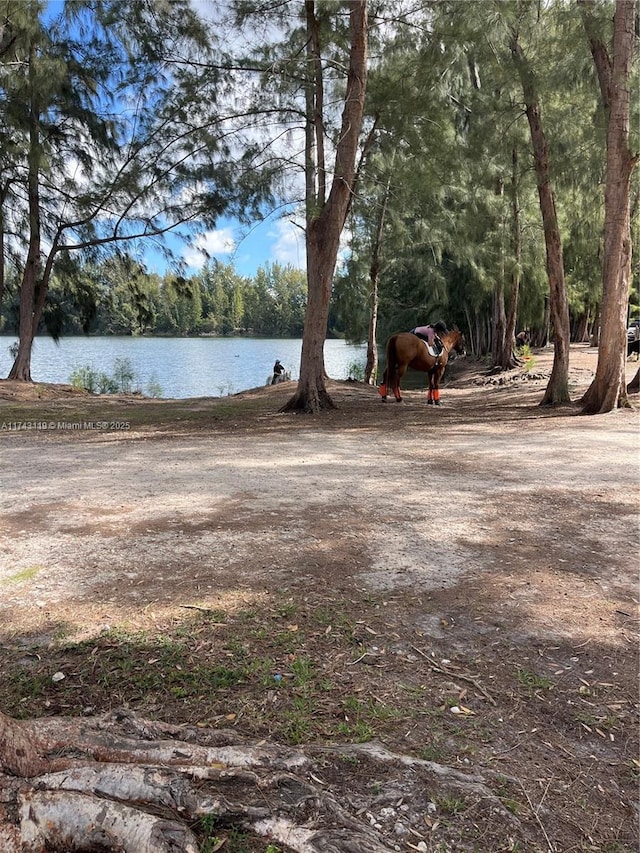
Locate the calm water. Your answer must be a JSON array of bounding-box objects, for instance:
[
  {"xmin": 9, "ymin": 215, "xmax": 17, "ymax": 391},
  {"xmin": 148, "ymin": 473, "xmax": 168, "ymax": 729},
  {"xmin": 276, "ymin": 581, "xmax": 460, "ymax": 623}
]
[{"xmin": 0, "ymin": 336, "xmax": 367, "ymax": 399}]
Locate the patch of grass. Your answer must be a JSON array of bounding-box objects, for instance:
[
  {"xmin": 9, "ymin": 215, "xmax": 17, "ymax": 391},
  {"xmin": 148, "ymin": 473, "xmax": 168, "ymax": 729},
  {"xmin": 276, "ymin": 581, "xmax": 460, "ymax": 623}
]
[
  {"xmin": 0, "ymin": 389, "xmax": 276, "ymax": 435},
  {"xmin": 224, "ymin": 638, "xmax": 251, "ymax": 660},
  {"xmin": 336, "ymin": 696, "xmax": 383, "ymax": 742},
  {"xmin": 494, "ymin": 778, "xmax": 526, "ymax": 818},
  {"xmin": 337, "ymin": 719, "xmax": 375, "ymax": 742},
  {"xmin": 3, "ymin": 669, "xmax": 51, "ymax": 715},
  {"xmin": 435, "ymin": 794, "xmax": 467, "ymax": 815},
  {"xmin": 1, "ymin": 566, "xmax": 42, "ymax": 585},
  {"xmin": 419, "ymin": 742, "xmax": 447, "ymax": 762},
  {"xmin": 283, "ymin": 696, "xmax": 315, "ymax": 744},
  {"xmin": 1, "ymin": 628, "xmax": 249, "ymax": 719},
  {"xmin": 275, "ymin": 601, "xmax": 297, "ymax": 618},
  {"xmin": 338, "ymin": 753, "xmax": 361, "ymax": 767},
  {"xmin": 291, "ymin": 654, "xmax": 313, "ymax": 686},
  {"xmin": 515, "ymin": 667, "xmax": 552, "ymax": 692},
  {"xmin": 575, "ymin": 711, "xmax": 618, "ymax": 731},
  {"xmin": 273, "ymin": 630, "xmax": 300, "ymax": 652},
  {"xmin": 501, "ymin": 797, "xmax": 521, "ymax": 814},
  {"xmin": 196, "ymin": 816, "xmax": 257, "ymax": 853}
]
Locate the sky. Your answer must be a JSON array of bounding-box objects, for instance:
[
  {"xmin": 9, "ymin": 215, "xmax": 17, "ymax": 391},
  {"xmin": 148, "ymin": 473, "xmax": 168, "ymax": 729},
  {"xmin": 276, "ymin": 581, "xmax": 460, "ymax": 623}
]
[
  {"xmin": 39, "ymin": 1, "xmax": 307, "ymax": 282},
  {"xmin": 170, "ymin": 211, "xmax": 307, "ymax": 279},
  {"xmin": 168, "ymin": 1, "xmax": 306, "ymax": 279}
]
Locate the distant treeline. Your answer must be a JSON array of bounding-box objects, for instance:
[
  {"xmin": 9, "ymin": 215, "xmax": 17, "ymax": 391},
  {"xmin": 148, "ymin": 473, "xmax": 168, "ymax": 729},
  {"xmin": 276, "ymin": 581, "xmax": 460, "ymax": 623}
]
[{"xmin": 0, "ymin": 256, "xmax": 315, "ymax": 339}]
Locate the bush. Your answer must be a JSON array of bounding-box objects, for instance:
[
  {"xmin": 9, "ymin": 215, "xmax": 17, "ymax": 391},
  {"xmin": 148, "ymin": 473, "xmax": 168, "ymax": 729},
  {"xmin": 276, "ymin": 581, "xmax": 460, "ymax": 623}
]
[
  {"xmin": 69, "ymin": 358, "xmax": 154, "ymax": 396},
  {"xmin": 346, "ymin": 358, "xmax": 367, "ymax": 382},
  {"xmin": 112, "ymin": 357, "xmax": 135, "ymax": 393},
  {"xmin": 70, "ymin": 365, "xmax": 100, "ymax": 393}
]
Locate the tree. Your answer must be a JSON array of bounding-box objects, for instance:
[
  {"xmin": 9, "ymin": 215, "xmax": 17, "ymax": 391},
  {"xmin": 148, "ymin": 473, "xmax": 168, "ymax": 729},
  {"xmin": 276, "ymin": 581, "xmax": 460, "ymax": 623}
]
[
  {"xmin": 94, "ymin": 255, "xmax": 158, "ymax": 336},
  {"xmin": 509, "ymin": 10, "xmax": 572, "ymax": 405},
  {"xmin": 337, "ymin": 1, "xmax": 549, "ymax": 365},
  {"xmin": 156, "ymin": 274, "xmax": 202, "ymax": 336},
  {"xmin": 1, "ymin": 0, "xmax": 245, "ymax": 380},
  {"xmin": 495, "ymin": 147, "xmax": 525, "ymax": 370},
  {"xmin": 281, "ymin": 1, "xmax": 368, "ymax": 413},
  {"xmin": 363, "ymin": 175, "xmax": 390, "ymax": 384},
  {"xmin": 579, "ymin": 0, "xmax": 638, "ymax": 413}
]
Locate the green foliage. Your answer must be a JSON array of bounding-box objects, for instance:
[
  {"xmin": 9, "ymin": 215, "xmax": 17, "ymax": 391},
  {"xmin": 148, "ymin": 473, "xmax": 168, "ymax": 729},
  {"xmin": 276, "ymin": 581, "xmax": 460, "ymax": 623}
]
[
  {"xmin": 1, "ymin": 0, "xmax": 273, "ymax": 373},
  {"xmin": 0, "ymin": 566, "xmax": 42, "ymax": 586},
  {"xmin": 334, "ymin": 0, "xmax": 635, "ymax": 357},
  {"xmin": 516, "ymin": 667, "xmax": 553, "ymax": 693},
  {"xmin": 70, "ymin": 365, "xmax": 116, "ymax": 394},
  {"xmin": 2, "ymin": 0, "xmax": 634, "ymax": 370},
  {"xmin": 1, "ymin": 255, "xmax": 308, "ymax": 340},
  {"xmin": 345, "ymin": 358, "xmax": 366, "ymax": 382},
  {"xmin": 435, "ymin": 794, "xmax": 467, "ymax": 816},
  {"xmin": 69, "ymin": 357, "xmax": 160, "ymax": 396},
  {"xmin": 112, "ymin": 357, "xmax": 135, "ymax": 393}
]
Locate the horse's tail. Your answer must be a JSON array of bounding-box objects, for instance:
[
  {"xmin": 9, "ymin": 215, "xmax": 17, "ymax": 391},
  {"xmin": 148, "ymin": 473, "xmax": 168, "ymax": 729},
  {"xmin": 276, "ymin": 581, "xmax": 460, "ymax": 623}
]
[{"xmin": 380, "ymin": 335, "xmax": 399, "ymax": 398}]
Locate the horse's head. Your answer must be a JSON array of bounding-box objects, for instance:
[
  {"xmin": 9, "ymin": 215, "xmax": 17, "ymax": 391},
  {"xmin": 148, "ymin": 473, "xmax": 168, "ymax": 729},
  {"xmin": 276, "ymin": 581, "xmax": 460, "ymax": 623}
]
[{"xmin": 449, "ymin": 328, "xmax": 466, "ymax": 357}]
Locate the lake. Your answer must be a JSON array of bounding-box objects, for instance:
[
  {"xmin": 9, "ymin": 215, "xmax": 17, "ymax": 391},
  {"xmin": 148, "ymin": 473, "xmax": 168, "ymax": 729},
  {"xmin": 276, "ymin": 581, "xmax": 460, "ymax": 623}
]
[{"xmin": 0, "ymin": 336, "xmax": 368, "ymax": 399}]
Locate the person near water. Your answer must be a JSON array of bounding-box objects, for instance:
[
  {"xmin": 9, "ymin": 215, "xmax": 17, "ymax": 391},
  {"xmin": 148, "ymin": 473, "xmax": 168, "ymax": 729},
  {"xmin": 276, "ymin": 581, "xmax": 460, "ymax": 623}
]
[{"xmin": 271, "ymin": 359, "xmax": 286, "ymax": 385}]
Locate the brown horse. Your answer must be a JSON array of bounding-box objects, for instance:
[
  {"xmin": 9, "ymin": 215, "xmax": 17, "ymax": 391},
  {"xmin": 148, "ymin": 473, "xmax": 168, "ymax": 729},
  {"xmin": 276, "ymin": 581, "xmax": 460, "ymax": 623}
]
[{"xmin": 380, "ymin": 328, "xmax": 466, "ymax": 404}]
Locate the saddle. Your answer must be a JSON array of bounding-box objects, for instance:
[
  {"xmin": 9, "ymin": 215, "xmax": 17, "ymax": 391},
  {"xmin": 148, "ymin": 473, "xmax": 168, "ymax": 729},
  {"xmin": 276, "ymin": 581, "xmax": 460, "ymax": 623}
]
[{"xmin": 412, "ymin": 331, "xmax": 444, "ymax": 358}]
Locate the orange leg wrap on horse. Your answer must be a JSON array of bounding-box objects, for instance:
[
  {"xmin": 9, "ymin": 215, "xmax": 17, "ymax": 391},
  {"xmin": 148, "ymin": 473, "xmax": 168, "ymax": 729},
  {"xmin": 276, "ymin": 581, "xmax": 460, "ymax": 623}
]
[
  {"xmin": 433, "ymin": 389, "xmax": 440, "ymax": 402},
  {"xmin": 380, "ymin": 383, "xmax": 387, "ymax": 398},
  {"xmin": 427, "ymin": 389, "xmax": 433, "ymax": 402}
]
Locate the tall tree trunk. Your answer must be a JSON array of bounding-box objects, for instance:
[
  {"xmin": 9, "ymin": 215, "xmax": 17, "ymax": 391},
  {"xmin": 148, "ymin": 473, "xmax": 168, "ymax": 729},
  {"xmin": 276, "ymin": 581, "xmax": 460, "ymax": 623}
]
[
  {"xmin": 579, "ymin": 0, "xmax": 638, "ymax": 413},
  {"xmin": 0, "ymin": 184, "xmax": 6, "ymax": 320},
  {"xmin": 365, "ymin": 179, "xmax": 390, "ymax": 384},
  {"xmin": 366, "ymin": 258, "xmax": 379, "ymax": 384},
  {"xmin": 589, "ymin": 301, "xmax": 601, "ymax": 346},
  {"xmin": 491, "ymin": 178, "xmax": 506, "ymax": 366},
  {"xmin": 8, "ymin": 43, "xmax": 40, "ymax": 382},
  {"xmin": 503, "ymin": 147, "xmax": 523, "ymax": 365},
  {"xmin": 493, "ymin": 163, "xmax": 523, "ymax": 374},
  {"xmin": 282, "ymin": 1, "xmax": 368, "ymax": 413},
  {"xmin": 492, "ymin": 280, "xmax": 506, "ymax": 364},
  {"xmin": 463, "ymin": 303, "xmax": 476, "ymax": 355},
  {"xmin": 573, "ymin": 310, "xmax": 590, "ymax": 342},
  {"xmin": 510, "ymin": 33, "xmax": 571, "ymax": 405}
]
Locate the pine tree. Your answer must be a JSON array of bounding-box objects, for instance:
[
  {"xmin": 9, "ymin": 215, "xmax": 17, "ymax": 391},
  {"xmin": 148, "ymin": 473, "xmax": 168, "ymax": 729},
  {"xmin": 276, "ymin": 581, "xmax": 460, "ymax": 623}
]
[
  {"xmin": 579, "ymin": 0, "xmax": 639, "ymax": 413},
  {"xmin": 1, "ymin": 0, "xmax": 246, "ymax": 379}
]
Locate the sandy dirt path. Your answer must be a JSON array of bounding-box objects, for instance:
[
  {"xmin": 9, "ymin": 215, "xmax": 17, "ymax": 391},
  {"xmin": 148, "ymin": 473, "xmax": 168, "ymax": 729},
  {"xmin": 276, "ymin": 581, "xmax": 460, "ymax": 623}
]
[{"xmin": 1, "ymin": 347, "xmax": 638, "ymax": 650}]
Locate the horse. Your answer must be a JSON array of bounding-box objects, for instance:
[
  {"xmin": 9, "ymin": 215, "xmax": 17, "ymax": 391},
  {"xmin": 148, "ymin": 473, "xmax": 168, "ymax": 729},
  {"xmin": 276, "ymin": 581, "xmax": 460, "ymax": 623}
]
[{"xmin": 380, "ymin": 328, "xmax": 466, "ymax": 404}]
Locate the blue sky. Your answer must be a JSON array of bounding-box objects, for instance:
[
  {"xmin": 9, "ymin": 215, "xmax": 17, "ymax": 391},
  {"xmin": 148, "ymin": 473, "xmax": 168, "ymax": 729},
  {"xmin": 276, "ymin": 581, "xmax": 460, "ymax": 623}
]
[
  {"xmin": 139, "ymin": 210, "xmax": 307, "ymax": 280},
  {"xmin": 174, "ymin": 212, "xmax": 307, "ymax": 278}
]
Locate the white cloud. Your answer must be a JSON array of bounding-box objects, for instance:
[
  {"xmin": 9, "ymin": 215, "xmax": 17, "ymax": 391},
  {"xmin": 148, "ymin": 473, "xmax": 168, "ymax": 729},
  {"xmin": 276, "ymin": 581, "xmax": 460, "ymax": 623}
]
[
  {"xmin": 269, "ymin": 218, "xmax": 306, "ymax": 270},
  {"xmin": 182, "ymin": 227, "xmax": 236, "ymax": 268}
]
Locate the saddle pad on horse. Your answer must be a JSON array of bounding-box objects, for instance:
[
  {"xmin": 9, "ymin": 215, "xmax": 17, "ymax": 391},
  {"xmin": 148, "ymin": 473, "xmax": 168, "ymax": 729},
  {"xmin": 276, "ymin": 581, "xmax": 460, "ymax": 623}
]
[{"xmin": 412, "ymin": 332, "xmax": 442, "ymax": 358}]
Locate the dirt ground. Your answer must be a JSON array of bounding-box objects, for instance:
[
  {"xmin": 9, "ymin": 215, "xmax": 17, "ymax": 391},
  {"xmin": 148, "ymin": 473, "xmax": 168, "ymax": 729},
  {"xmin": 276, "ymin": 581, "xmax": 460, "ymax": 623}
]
[{"xmin": 0, "ymin": 344, "xmax": 638, "ymax": 853}]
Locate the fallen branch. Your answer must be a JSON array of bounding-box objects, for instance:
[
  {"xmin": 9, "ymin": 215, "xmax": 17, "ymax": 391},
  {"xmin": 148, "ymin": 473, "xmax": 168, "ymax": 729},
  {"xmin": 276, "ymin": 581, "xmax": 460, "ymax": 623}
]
[{"xmin": 411, "ymin": 645, "xmax": 497, "ymax": 706}]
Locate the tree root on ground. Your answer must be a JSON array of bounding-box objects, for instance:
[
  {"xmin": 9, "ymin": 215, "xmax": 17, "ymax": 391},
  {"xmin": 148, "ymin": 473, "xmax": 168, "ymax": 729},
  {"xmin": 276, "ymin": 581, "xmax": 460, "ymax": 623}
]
[{"xmin": 1, "ymin": 708, "xmax": 518, "ymax": 852}]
